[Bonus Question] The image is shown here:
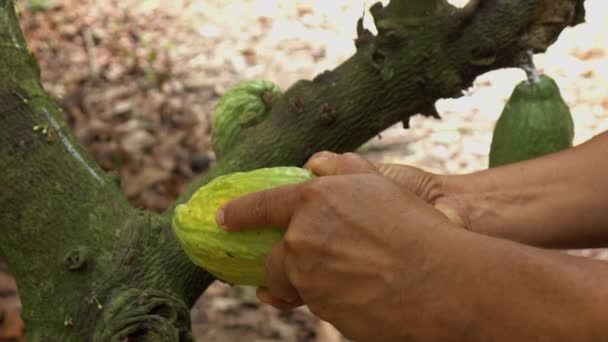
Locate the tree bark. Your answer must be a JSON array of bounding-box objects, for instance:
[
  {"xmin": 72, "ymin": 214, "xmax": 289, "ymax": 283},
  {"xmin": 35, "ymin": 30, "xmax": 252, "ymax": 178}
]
[{"xmin": 0, "ymin": 0, "xmax": 585, "ymax": 340}]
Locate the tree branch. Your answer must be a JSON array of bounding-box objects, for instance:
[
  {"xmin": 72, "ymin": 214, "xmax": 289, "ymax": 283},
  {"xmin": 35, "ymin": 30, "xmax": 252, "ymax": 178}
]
[
  {"xmin": 383, "ymin": 0, "xmax": 454, "ymax": 18},
  {"xmin": 0, "ymin": 1, "xmax": 214, "ymax": 340},
  {"xmin": 178, "ymin": 0, "xmax": 585, "ymax": 202}
]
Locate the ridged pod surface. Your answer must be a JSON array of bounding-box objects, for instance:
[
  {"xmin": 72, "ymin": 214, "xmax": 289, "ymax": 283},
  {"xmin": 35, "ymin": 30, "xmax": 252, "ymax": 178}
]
[
  {"xmin": 172, "ymin": 167, "xmax": 315, "ymax": 286},
  {"xmin": 211, "ymin": 80, "xmax": 282, "ymax": 159},
  {"xmin": 489, "ymin": 75, "xmax": 574, "ymax": 168}
]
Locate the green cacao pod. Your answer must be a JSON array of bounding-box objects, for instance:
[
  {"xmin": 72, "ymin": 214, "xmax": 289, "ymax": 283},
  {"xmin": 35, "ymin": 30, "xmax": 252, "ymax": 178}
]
[
  {"xmin": 211, "ymin": 80, "xmax": 282, "ymax": 159},
  {"xmin": 489, "ymin": 75, "xmax": 574, "ymax": 168},
  {"xmin": 172, "ymin": 167, "xmax": 314, "ymax": 286}
]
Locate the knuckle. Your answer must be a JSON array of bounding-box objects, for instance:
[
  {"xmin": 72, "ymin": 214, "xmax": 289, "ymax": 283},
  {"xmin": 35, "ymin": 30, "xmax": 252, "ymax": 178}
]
[
  {"xmin": 342, "ymin": 153, "xmax": 377, "ymax": 172},
  {"xmin": 420, "ymin": 173, "xmax": 443, "ymax": 201},
  {"xmin": 252, "ymin": 191, "xmax": 271, "ymax": 223},
  {"xmin": 305, "ymin": 151, "xmax": 336, "ymax": 171},
  {"xmin": 340, "ymin": 152, "xmax": 361, "ymax": 167},
  {"xmin": 379, "ymin": 164, "xmax": 401, "ymax": 179},
  {"xmin": 283, "ymin": 230, "xmax": 317, "ymax": 256},
  {"xmin": 310, "ymin": 151, "xmax": 335, "ymax": 161},
  {"xmin": 282, "ymin": 231, "xmax": 300, "ymax": 253},
  {"xmin": 300, "ymin": 179, "xmax": 329, "ymax": 201},
  {"xmin": 341, "ymin": 152, "xmax": 361, "ymax": 160}
]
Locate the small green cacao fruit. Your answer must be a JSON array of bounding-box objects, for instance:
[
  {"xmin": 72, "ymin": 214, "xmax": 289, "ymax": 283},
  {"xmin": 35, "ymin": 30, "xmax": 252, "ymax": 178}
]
[
  {"xmin": 172, "ymin": 167, "xmax": 314, "ymax": 286},
  {"xmin": 211, "ymin": 80, "xmax": 282, "ymax": 159},
  {"xmin": 489, "ymin": 75, "xmax": 574, "ymax": 168}
]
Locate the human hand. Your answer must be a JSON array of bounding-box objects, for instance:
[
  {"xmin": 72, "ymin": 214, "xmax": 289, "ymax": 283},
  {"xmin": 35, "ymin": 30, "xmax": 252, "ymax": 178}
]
[
  {"xmin": 217, "ymin": 152, "xmax": 459, "ymax": 341},
  {"xmin": 219, "ymin": 149, "xmax": 608, "ymax": 341},
  {"xmin": 377, "ymin": 131, "xmax": 608, "ymax": 249},
  {"xmin": 302, "ymin": 151, "xmax": 467, "ymax": 228},
  {"xmin": 374, "ymin": 163, "xmax": 467, "ymax": 228}
]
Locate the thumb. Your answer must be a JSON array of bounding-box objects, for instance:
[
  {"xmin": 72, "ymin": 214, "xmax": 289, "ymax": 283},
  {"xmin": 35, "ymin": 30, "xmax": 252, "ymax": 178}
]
[
  {"xmin": 434, "ymin": 203, "xmax": 466, "ymax": 227},
  {"xmin": 375, "ymin": 163, "xmax": 440, "ymax": 202},
  {"xmin": 376, "ymin": 164, "xmax": 466, "ymax": 227},
  {"xmin": 304, "ymin": 151, "xmax": 378, "ymax": 176}
]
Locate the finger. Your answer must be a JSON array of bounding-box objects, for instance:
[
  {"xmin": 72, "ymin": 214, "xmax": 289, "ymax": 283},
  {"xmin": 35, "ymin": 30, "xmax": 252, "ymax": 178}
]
[
  {"xmin": 263, "ymin": 241, "xmax": 301, "ymax": 304},
  {"xmin": 304, "ymin": 151, "xmax": 377, "ymax": 176},
  {"xmin": 376, "ymin": 163, "xmax": 439, "ymax": 201},
  {"xmin": 256, "ymin": 287, "xmax": 302, "ymax": 311},
  {"xmin": 217, "ymin": 184, "xmax": 302, "ymax": 231},
  {"xmin": 435, "ymin": 203, "xmax": 466, "ymax": 227},
  {"xmin": 376, "ymin": 164, "xmax": 466, "ymax": 226},
  {"xmin": 376, "ymin": 163, "xmax": 426, "ymax": 189}
]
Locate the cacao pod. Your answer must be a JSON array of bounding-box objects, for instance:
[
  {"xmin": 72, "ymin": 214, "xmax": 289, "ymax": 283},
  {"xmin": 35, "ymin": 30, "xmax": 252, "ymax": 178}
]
[
  {"xmin": 211, "ymin": 80, "xmax": 282, "ymax": 159},
  {"xmin": 172, "ymin": 167, "xmax": 314, "ymax": 286},
  {"xmin": 489, "ymin": 75, "xmax": 574, "ymax": 168}
]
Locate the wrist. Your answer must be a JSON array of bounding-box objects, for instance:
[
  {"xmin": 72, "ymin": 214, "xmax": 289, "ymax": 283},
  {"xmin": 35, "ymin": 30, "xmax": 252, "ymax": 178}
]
[
  {"xmin": 435, "ymin": 172, "xmax": 537, "ymax": 241},
  {"xmin": 391, "ymin": 226, "xmax": 608, "ymax": 341},
  {"xmin": 453, "ymin": 233, "xmax": 608, "ymax": 341},
  {"xmin": 437, "ymin": 167, "xmax": 589, "ymax": 248}
]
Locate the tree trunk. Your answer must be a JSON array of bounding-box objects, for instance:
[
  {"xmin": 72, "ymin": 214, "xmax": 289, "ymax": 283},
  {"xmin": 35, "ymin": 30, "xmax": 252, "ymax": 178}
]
[{"xmin": 0, "ymin": 0, "xmax": 585, "ymax": 340}]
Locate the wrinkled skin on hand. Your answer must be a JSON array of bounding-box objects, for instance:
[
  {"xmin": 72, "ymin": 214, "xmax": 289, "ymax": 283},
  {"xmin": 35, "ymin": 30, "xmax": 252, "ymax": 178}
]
[
  {"xmin": 374, "ymin": 163, "xmax": 466, "ymax": 228},
  {"xmin": 217, "ymin": 152, "xmax": 461, "ymax": 341}
]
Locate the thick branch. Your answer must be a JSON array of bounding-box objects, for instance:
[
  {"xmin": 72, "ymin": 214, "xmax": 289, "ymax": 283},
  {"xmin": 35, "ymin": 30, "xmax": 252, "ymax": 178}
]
[
  {"xmin": 0, "ymin": 1, "xmax": 214, "ymax": 340},
  {"xmin": 383, "ymin": 0, "xmax": 454, "ymax": 18},
  {"xmin": 179, "ymin": 0, "xmax": 585, "ymax": 202}
]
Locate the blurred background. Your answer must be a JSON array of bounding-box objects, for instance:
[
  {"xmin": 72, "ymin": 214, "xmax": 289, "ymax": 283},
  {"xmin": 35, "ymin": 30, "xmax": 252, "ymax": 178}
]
[{"xmin": 2, "ymin": 0, "xmax": 607, "ymax": 340}]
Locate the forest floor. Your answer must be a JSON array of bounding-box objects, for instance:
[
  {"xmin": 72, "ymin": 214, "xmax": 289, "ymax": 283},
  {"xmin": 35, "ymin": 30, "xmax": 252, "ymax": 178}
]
[{"xmin": 2, "ymin": 0, "xmax": 608, "ymax": 341}]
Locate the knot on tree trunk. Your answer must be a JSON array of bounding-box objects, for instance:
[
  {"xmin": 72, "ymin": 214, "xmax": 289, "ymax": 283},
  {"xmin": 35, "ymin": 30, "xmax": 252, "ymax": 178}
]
[{"xmin": 94, "ymin": 288, "xmax": 193, "ymax": 342}]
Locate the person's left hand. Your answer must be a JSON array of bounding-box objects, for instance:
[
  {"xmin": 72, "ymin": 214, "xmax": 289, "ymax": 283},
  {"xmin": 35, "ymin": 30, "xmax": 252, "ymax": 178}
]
[{"xmin": 217, "ymin": 152, "xmax": 462, "ymax": 341}]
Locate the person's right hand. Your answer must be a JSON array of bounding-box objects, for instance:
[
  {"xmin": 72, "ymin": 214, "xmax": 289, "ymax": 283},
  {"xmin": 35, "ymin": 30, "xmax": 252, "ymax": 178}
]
[{"xmin": 375, "ymin": 164, "xmax": 467, "ymax": 228}]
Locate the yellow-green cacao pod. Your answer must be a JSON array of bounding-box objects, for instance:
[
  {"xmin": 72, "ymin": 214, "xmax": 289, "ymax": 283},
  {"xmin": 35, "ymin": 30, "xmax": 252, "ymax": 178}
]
[
  {"xmin": 172, "ymin": 167, "xmax": 314, "ymax": 286},
  {"xmin": 211, "ymin": 80, "xmax": 282, "ymax": 159},
  {"xmin": 489, "ymin": 75, "xmax": 574, "ymax": 168}
]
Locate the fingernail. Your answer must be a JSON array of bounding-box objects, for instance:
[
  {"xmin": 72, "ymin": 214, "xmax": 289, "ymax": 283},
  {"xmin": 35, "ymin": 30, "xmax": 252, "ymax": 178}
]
[{"xmin": 216, "ymin": 207, "xmax": 226, "ymax": 228}]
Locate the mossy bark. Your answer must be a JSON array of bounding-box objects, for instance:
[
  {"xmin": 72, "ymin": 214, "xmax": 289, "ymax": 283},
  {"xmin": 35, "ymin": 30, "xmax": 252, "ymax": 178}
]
[{"xmin": 0, "ymin": 0, "xmax": 585, "ymax": 340}]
